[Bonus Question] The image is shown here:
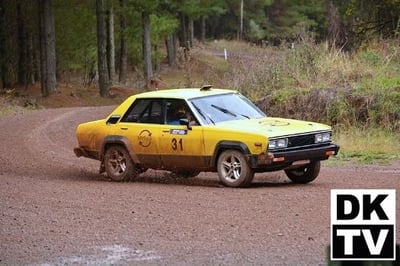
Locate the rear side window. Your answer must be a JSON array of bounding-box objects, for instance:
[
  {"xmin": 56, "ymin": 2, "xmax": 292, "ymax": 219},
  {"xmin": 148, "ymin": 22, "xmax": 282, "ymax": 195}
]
[{"xmin": 121, "ymin": 99, "xmax": 163, "ymax": 124}]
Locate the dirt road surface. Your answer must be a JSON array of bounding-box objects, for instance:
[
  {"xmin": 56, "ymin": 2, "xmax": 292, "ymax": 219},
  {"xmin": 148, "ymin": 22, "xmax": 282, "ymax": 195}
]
[{"xmin": 0, "ymin": 106, "xmax": 399, "ymax": 265}]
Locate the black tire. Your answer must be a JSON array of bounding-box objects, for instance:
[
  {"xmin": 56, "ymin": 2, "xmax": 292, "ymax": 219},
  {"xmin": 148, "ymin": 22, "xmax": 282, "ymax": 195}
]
[
  {"xmin": 284, "ymin": 161, "xmax": 321, "ymax": 184},
  {"xmin": 104, "ymin": 145, "xmax": 136, "ymax": 181},
  {"xmin": 217, "ymin": 150, "xmax": 254, "ymax": 188}
]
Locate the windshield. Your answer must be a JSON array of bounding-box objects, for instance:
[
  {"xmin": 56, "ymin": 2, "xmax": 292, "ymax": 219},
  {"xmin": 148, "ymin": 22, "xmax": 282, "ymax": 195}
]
[{"xmin": 190, "ymin": 93, "xmax": 266, "ymax": 124}]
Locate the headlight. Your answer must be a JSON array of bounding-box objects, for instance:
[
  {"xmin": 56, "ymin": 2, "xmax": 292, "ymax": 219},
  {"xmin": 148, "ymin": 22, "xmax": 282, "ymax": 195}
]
[
  {"xmin": 315, "ymin": 132, "xmax": 331, "ymax": 143},
  {"xmin": 268, "ymin": 138, "xmax": 288, "ymax": 150}
]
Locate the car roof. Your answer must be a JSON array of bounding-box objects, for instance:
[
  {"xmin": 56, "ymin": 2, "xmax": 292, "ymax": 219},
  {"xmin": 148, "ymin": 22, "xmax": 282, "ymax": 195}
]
[{"xmin": 134, "ymin": 88, "xmax": 237, "ymax": 100}]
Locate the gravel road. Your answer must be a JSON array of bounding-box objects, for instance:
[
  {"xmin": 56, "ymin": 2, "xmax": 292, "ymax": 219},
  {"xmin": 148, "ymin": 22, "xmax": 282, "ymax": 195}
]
[{"xmin": 0, "ymin": 106, "xmax": 399, "ymax": 265}]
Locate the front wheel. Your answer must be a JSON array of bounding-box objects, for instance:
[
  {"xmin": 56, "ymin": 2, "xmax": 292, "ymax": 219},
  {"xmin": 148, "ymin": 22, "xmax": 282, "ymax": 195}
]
[
  {"xmin": 284, "ymin": 161, "xmax": 320, "ymax": 184},
  {"xmin": 217, "ymin": 150, "xmax": 254, "ymax": 188},
  {"xmin": 104, "ymin": 145, "xmax": 136, "ymax": 181}
]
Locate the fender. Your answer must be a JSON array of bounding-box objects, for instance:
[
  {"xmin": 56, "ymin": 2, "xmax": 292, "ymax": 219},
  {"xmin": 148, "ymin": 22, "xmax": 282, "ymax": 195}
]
[
  {"xmin": 101, "ymin": 135, "xmax": 140, "ymax": 164},
  {"xmin": 211, "ymin": 141, "xmax": 256, "ymax": 168}
]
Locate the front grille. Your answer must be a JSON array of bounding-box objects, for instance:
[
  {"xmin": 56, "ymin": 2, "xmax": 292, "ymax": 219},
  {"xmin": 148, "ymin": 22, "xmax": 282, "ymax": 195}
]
[
  {"xmin": 287, "ymin": 134, "xmax": 316, "ymax": 148},
  {"xmin": 268, "ymin": 131, "xmax": 332, "ymax": 151}
]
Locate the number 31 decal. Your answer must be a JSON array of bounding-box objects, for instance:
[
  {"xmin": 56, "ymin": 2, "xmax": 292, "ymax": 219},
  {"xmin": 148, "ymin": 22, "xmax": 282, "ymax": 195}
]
[{"xmin": 171, "ymin": 138, "xmax": 183, "ymax": 151}]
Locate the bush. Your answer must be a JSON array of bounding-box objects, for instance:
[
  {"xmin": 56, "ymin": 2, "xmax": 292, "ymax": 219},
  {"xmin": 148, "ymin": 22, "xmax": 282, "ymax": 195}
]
[{"xmin": 220, "ymin": 37, "xmax": 400, "ymax": 131}]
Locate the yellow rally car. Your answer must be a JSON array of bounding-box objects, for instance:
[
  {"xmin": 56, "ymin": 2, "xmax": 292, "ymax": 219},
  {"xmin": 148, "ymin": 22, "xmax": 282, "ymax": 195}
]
[{"xmin": 74, "ymin": 86, "xmax": 339, "ymax": 187}]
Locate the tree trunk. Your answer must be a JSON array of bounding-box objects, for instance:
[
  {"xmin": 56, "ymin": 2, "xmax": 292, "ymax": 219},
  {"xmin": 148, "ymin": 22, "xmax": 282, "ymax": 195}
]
[
  {"xmin": 17, "ymin": 1, "xmax": 27, "ymax": 86},
  {"xmin": 178, "ymin": 13, "xmax": 189, "ymax": 61},
  {"xmin": 34, "ymin": 43, "xmax": 41, "ymax": 83},
  {"xmin": 179, "ymin": 13, "xmax": 188, "ymax": 49},
  {"xmin": 165, "ymin": 34, "xmax": 176, "ymax": 67},
  {"xmin": 326, "ymin": 0, "xmax": 354, "ymax": 51},
  {"xmin": 200, "ymin": 16, "xmax": 206, "ymax": 43},
  {"xmin": 27, "ymin": 32, "xmax": 35, "ymax": 85},
  {"xmin": 106, "ymin": 0, "xmax": 115, "ymax": 83},
  {"xmin": 240, "ymin": 0, "xmax": 243, "ymax": 40},
  {"xmin": 0, "ymin": 0, "xmax": 5, "ymax": 90},
  {"xmin": 142, "ymin": 11, "xmax": 153, "ymax": 86},
  {"xmin": 96, "ymin": 0, "xmax": 110, "ymax": 97},
  {"xmin": 188, "ymin": 17, "xmax": 194, "ymax": 48},
  {"xmin": 118, "ymin": 0, "xmax": 127, "ymax": 84},
  {"xmin": 38, "ymin": 0, "xmax": 57, "ymax": 97},
  {"xmin": 154, "ymin": 44, "xmax": 160, "ymax": 74}
]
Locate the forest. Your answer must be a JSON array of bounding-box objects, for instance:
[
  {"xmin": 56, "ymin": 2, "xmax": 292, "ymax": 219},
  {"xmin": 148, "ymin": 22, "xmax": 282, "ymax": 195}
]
[{"xmin": 0, "ymin": 0, "xmax": 399, "ymax": 96}]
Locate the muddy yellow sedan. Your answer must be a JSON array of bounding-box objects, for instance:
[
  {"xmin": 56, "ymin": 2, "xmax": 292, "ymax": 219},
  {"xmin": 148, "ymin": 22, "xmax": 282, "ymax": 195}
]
[{"xmin": 74, "ymin": 86, "xmax": 339, "ymax": 187}]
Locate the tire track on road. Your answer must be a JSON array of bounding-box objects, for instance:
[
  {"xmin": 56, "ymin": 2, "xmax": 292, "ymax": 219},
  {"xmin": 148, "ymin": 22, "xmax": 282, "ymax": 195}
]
[{"xmin": 0, "ymin": 106, "xmax": 113, "ymax": 178}]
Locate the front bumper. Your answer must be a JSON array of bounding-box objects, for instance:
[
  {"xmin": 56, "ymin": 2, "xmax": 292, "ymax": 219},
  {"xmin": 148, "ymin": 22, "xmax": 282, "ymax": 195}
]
[{"xmin": 254, "ymin": 144, "xmax": 340, "ymax": 170}]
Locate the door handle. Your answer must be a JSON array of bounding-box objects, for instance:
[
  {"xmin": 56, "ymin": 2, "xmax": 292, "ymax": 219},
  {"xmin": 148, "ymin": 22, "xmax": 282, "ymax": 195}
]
[{"xmin": 120, "ymin": 127, "xmax": 128, "ymax": 130}]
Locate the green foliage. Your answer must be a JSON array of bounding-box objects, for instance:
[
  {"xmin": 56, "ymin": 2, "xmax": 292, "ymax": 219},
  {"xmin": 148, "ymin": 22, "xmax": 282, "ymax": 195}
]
[
  {"xmin": 201, "ymin": 0, "xmax": 227, "ymax": 16},
  {"xmin": 354, "ymin": 75, "xmax": 400, "ymax": 129},
  {"xmin": 270, "ymin": 88, "xmax": 301, "ymax": 106},
  {"xmin": 248, "ymin": 19, "xmax": 267, "ymax": 41},
  {"xmin": 359, "ymin": 50, "xmax": 382, "ymax": 66},
  {"xmin": 2, "ymin": 0, "xmax": 398, "ymax": 106},
  {"xmin": 150, "ymin": 14, "xmax": 179, "ymax": 68},
  {"xmin": 339, "ymin": 0, "xmax": 400, "ymax": 40},
  {"xmin": 123, "ymin": 8, "xmax": 142, "ymax": 65},
  {"xmin": 54, "ymin": 1, "xmax": 97, "ymax": 73},
  {"xmin": 130, "ymin": 0, "xmax": 159, "ymax": 12},
  {"xmin": 178, "ymin": 0, "xmax": 203, "ymax": 18},
  {"xmin": 220, "ymin": 36, "xmax": 400, "ymax": 131},
  {"xmin": 150, "ymin": 14, "xmax": 179, "ymax": 43},
  {"xmin": 263, "ymin": 0, "xmax": 326, "ymax": 41},
  {"xmin": 333, "ymin": 126, "xmax": 400, "ymax": 164}
]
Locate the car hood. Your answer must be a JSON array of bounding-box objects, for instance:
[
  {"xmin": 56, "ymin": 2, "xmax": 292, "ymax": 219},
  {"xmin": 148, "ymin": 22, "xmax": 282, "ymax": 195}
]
[{"xmin": 215, "ymin": 117, "xmax": 331, "ymax": 138}]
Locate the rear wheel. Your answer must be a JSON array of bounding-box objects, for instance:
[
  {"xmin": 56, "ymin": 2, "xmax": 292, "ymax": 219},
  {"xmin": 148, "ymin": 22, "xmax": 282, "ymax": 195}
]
[
  {"xmin": 284, "ymin": 161, "xmax": 320, "ymax": 184},
  {"xmin": 217, "ymin": 150, "xmax": 254, "ymax": 188},
  {"xmin": 104, "ymin": 145, "xmax": 136, "ymax": 181}
]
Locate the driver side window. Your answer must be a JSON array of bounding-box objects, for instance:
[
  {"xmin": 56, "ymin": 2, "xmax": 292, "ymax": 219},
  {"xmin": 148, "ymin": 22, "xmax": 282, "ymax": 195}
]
[{"xmin": 166, "ymin": 99, "xmax": 188, "ymax": 125}]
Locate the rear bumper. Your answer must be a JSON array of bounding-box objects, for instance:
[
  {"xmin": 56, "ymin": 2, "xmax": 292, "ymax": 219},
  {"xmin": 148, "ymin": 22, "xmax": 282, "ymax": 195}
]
[{"xmin": 254, "ymin": 144, "xmax": 340, "ymax": 169}]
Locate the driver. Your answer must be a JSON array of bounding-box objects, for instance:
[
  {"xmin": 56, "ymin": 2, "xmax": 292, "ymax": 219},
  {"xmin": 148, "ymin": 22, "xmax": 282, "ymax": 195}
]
[{"xmin": 168, "ymin": 106, "xmax": 197, "ymax": 126}]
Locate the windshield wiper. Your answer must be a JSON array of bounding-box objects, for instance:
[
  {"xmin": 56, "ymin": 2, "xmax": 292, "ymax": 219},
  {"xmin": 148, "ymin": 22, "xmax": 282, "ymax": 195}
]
[
  {"xmin": 211, "ymin": 104, "xmax": 237, "ymax": 117},
  {"xmin": 192, "ymin": 103, "xmax": 215, "ymax": 125},
  {"xmin": 211, "ymin": 104, "xmax": 250, "ymax": 119}
]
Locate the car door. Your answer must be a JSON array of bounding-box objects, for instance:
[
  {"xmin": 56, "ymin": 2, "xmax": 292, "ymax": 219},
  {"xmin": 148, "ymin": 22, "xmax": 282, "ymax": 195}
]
[
  {"xmin": 117, "ymin": 98, "xmax": 163, "ymax": 168},
  {"xmin": 158, "ymin": 99, "xmax": 207, "ymax": 170}
]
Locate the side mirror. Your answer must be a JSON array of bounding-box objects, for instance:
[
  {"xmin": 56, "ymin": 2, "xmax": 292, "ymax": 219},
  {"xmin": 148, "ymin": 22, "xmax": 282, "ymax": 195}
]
[
  {"xmin": 179, "ymin": 118, "xmax": 192, "ymax": 130},
  {"xmin": 106, "ymin": 115, "xmax": 121, "ymax": 125}
]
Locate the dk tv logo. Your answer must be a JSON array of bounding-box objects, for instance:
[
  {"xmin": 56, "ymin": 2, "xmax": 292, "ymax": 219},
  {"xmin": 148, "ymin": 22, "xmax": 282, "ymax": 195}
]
[{"xmin": 331, "ymin": 189, "xmax": 396, "ymax": 260}]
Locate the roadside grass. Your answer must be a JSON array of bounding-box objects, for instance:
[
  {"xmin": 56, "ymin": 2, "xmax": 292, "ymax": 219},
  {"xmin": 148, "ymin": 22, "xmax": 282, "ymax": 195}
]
[
  {"xmin": 330, "ymin": 127, "xmax": 400, "ymax": 165},
  {"xmin": 0, "ymin": 104, "xmax": 24, "ymax": 116},
  {"xmin": 207, "ymin": 39, "xmax": 257, "ymax": 53},
  {"xmin": 0, "ymin": 91, "xmax": 30, "ymax": 116}
]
